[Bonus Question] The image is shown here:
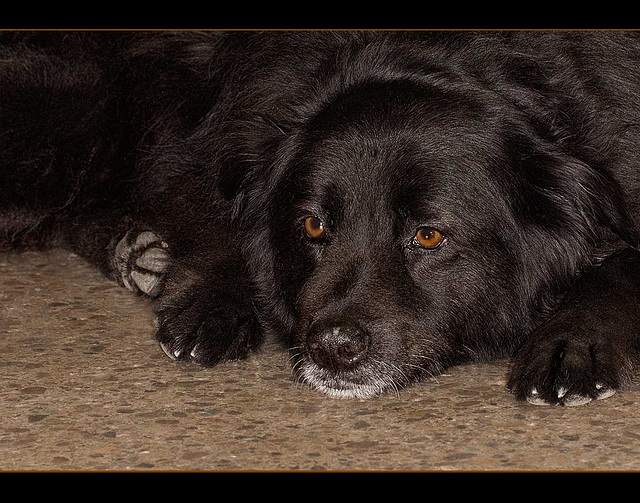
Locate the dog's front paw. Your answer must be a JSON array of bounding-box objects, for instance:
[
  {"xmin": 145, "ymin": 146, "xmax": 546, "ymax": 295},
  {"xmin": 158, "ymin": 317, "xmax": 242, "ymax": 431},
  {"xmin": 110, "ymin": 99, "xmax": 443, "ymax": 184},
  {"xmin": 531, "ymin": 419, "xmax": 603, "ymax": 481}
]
[
  {"xmin": 508, "ymin": 323, "xmax": 630, "ymax": 406},
  {"xmin": 152, "ymin": 265, "xmax": 262, "ymax": 367}
]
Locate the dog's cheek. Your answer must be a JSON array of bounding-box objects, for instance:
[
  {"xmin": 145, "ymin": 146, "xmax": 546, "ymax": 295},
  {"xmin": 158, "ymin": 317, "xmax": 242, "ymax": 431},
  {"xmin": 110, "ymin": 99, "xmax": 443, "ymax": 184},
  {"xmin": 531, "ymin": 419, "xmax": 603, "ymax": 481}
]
[
  {"xmin": 406, "ymin": 249, "xmax": 520, "ymax": 361},
  {"xmin": 267, "ymin": 231, "xmax": 319, "ymax": 332},
  {"xmin": 359, "ymin": 311, "xmax": 454, "ymax": 381}
]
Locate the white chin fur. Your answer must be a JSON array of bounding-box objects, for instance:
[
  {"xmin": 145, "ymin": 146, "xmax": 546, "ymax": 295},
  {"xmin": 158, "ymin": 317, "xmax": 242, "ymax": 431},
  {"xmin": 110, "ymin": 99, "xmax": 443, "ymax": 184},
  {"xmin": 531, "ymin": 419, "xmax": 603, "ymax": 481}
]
[{"xmin": 299, "ymin": 364, "xmax": 388, "ymax": 399}]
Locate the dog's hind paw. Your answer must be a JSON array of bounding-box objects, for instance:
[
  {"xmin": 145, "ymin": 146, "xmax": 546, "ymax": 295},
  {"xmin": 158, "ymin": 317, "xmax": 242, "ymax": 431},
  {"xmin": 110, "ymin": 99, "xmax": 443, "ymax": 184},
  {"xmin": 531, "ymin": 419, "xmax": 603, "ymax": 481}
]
[{"xmin": 114, "ymin": 230, "xmax": 170, "ymax": 297}]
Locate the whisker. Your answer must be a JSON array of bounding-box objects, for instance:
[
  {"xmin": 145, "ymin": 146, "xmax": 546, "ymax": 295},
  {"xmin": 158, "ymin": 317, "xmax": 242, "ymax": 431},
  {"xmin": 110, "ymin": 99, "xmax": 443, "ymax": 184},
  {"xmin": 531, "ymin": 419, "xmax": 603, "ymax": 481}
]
[
  {"xmin": 369, "ymin": 358, "xmax": 410, "ymax": 396},
  {"xmin": 287, "ymin": 347, "xmax": 304, "ymax": 364},
  {"xmin": 289, "ymin": 354, "xmax": 306, "ymax": 375}
]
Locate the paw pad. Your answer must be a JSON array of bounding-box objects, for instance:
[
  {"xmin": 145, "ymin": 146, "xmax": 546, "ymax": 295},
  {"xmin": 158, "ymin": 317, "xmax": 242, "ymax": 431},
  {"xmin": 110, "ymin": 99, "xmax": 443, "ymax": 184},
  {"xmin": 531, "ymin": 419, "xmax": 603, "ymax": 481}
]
[{"xmin": 114, "ymin": 230, "xmax": 169, "ymax": 297}]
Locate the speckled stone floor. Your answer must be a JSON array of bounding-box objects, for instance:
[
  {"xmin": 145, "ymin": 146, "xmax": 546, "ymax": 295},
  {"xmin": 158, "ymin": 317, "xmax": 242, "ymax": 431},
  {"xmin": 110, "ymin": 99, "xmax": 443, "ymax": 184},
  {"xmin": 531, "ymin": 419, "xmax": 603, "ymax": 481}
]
[{"xmin": 3, "ymin": 249, "xmax": 640, "ymax": 471}]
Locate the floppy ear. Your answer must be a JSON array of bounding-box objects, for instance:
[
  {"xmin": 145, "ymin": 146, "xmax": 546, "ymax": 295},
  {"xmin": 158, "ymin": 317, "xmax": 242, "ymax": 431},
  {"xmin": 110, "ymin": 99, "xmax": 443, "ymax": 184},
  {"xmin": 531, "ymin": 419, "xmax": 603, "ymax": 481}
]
[
  {"xmin": 218, "ymin": 156, "xmax": 251, "ymax": 201},
  {"xmin": 217, "ymin": 114, "xmax": 289, "ymax": 200},
  {"xmin": 518, "ymin": 151, "xmax": 640, "ymax": 250},
  {"xmin": 509, "ymin": 150, "xmax": 640, "ymax": 317}
]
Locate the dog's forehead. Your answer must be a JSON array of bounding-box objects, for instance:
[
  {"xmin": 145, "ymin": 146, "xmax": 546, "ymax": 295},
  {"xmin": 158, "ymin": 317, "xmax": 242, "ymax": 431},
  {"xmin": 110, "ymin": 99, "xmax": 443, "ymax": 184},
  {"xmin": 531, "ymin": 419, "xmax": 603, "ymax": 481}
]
[
  {"xmin": 282, "ymin": 79, "xmax": 513, "ymax": 227},
  {"xmin": 298, "ymin": 82, "xmax": 500, "ymax": 181},
  {"xmin": 296, "ymin": 121, "xmax": 501, "ymax": 217}
]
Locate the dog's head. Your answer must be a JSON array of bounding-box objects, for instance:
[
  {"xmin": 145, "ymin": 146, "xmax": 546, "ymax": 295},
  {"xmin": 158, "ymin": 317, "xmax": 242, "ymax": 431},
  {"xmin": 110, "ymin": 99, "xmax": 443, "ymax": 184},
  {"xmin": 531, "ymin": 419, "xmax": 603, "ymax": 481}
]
[{"xmin": 238, "ymin": 67, "xmax": 635, "ymax": 398}]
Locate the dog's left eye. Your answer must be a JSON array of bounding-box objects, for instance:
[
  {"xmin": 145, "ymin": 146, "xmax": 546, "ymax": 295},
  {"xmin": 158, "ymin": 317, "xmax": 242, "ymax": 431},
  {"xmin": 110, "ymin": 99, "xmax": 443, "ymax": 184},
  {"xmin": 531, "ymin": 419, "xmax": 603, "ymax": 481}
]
[
  {"xmin": 303, "ymin": 216, "xmax": 326, "ymax": 240},
  {"xmin": 414, "ymin": 226, "xmax": 446, "ymax": 249}
]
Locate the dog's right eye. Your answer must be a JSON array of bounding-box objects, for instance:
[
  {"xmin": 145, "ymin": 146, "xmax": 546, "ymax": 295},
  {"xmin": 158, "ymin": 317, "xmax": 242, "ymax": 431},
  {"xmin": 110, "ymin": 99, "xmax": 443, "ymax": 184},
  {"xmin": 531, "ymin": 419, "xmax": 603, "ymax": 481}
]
[
  {"xmin": 303, "ymin": 216, "xmax": 326, "ymax": 240},
  {"xmin": 414, "ymin": 226, "xmax": 446, "ymax": 249}
]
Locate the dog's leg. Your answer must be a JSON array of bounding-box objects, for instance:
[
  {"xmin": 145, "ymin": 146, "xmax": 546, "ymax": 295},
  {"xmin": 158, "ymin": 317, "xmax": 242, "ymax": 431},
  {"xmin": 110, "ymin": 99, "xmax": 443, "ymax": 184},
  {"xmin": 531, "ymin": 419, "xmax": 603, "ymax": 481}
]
[
  {"xmin": 47, "ymin": 207, "xmax": 168, "ymax": 299},
  {"xmin": 149, "ymin": 224, "xmax": 264, "ymax": 367},
  {"xmin": 508, "ymin": 248, "xmax": 640, "ymax": 406},
  {"xmin": 64, "ymin": 212, "xmax": 263, "ymax": 366}
]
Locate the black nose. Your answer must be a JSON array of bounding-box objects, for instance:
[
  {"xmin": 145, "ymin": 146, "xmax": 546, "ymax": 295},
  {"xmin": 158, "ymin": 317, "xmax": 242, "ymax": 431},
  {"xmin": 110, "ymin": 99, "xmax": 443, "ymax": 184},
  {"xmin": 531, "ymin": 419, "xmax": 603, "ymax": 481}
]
[{"xmin": 307, "ymin": 322, "xmax": 370, "ymax": 371}]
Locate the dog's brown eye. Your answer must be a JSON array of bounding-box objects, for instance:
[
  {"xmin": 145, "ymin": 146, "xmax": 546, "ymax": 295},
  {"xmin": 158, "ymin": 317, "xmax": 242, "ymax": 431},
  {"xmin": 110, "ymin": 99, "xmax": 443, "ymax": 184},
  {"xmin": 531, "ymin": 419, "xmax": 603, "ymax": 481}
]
[
  {"xmin": 415, "ymin": 226, "xmax": 445, "ymax": 249},
  {"xmin": 304, "ymin": 216, "xmax": 326, "ymax": 239}
]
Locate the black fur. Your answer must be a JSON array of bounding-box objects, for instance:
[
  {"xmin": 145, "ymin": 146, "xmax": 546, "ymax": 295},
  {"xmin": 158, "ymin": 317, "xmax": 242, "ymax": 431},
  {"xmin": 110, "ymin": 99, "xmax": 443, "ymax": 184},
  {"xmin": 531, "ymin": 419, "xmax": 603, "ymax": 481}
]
[{"xmin": 3, "ymin": 31, "xmax": 640, "ymax": 404}]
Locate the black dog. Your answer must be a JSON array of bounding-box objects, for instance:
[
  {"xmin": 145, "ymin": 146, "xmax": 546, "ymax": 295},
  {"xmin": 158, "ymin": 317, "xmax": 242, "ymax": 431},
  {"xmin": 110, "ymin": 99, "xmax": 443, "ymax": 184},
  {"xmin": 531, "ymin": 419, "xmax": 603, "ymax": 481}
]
[{"xmin": 2, "ymin": 31, "xmax": 640, "ymax": 406}]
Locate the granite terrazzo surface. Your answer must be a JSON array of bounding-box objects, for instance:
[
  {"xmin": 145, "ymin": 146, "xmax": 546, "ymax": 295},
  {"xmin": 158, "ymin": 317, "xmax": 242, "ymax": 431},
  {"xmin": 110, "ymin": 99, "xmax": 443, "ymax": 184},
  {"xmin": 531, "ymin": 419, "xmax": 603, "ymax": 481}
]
[{"xmin": 2, "ymin": 250, "xmax": 640, "ymax": 471}]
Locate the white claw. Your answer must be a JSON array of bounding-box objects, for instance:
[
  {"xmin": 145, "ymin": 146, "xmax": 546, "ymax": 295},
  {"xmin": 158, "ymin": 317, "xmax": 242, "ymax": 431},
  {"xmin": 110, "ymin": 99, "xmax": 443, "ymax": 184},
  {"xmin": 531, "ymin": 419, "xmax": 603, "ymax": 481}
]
[
  {"xmin": 563, "ymin": 395, "xmax": 592, "ymax": 407},
  {"xmin": 160, "ymin": 342, "xmax": 177, "ymax": 360},
  {"xmin": 526, "ymin": 388, "xmax": 549, "ymax": 406},
  {"xmin": 596, "ymin": 387, "xmax": 616, "ymax": 400},
  {"xmin": 526, "ymin": 383, "xmax": 616, "ymax": 407}
]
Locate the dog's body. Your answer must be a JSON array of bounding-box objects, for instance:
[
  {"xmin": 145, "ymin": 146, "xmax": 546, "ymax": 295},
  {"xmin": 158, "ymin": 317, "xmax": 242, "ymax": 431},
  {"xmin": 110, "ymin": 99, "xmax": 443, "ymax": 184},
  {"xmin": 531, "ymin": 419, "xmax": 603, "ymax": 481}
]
[{"xmin": 3, "ymin": 31, "xmax": 640, "ymax": 405}]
